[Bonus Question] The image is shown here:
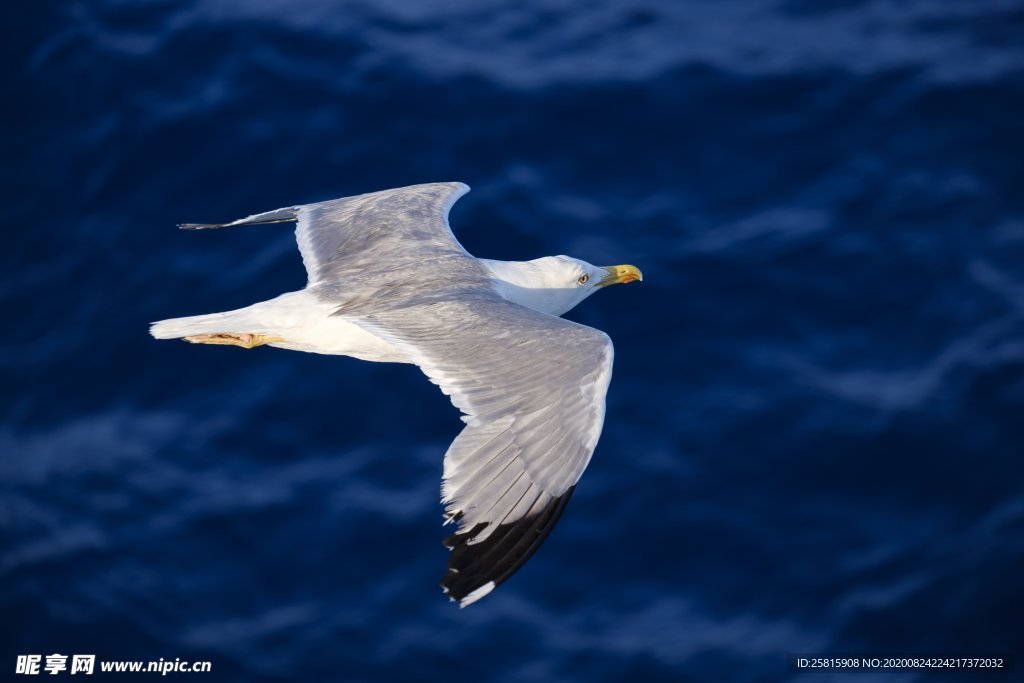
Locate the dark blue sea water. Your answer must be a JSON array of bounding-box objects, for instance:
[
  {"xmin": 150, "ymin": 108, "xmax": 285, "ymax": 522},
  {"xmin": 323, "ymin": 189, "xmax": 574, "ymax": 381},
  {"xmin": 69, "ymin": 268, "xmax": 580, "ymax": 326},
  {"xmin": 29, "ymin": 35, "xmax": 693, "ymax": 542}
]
[{"xmin": 4, "ymin": 1, "xmax": 1023, "ymax": 681}]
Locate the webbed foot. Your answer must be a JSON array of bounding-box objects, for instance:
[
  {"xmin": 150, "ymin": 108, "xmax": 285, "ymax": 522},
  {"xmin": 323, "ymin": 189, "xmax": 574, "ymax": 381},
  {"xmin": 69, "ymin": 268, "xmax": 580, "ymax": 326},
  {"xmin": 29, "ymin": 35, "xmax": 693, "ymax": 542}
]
[{"xmin": 183, "ymin": 332, "xmax": 284, "ymax": 349}]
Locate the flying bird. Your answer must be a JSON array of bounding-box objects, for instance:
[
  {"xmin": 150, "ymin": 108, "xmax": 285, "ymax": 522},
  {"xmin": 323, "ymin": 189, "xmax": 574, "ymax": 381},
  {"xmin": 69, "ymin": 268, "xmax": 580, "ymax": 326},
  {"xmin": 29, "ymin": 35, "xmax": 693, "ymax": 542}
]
[{"xmin": 150, "ymin": 182, "xmax": 642, "ymax": 607}]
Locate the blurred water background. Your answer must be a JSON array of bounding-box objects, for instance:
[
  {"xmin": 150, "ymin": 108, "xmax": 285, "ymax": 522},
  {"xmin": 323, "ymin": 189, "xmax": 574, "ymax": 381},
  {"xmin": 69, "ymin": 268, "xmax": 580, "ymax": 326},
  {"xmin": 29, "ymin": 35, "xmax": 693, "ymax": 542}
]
[{"xmin": 4, "ymin": 1, "xmax": 1023, "ymax": 681}]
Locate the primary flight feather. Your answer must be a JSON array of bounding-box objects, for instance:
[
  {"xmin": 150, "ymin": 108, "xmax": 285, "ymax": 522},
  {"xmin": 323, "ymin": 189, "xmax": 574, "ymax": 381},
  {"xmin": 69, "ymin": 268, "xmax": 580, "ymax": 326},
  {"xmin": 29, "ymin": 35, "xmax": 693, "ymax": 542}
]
[{"xmin": 150, "ymin": 182, "xmax": 642, "ymax": 607}]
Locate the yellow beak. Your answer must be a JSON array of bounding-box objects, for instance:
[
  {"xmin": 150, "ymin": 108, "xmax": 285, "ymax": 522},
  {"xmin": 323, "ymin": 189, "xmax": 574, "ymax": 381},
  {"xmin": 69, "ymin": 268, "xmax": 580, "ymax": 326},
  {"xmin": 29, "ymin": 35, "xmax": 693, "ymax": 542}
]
[{"xmin": 598, "ymin": 264, "xmax": 643, "ymax": 287}]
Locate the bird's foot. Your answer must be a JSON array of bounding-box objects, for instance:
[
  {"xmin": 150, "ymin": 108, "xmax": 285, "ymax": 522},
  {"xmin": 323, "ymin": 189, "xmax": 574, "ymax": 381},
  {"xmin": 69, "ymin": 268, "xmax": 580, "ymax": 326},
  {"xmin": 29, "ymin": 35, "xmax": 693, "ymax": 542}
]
[{"xmin": 183, "ymin": 332, "xmax": 284, "ymax": 349}]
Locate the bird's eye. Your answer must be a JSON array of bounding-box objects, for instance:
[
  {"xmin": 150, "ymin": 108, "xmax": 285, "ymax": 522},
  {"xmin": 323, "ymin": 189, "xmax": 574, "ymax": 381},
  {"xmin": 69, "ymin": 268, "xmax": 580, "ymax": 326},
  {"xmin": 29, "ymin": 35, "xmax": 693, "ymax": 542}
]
[{"xmin": 577, "ymin": 274, "xmax": 589, "ymax": 285}]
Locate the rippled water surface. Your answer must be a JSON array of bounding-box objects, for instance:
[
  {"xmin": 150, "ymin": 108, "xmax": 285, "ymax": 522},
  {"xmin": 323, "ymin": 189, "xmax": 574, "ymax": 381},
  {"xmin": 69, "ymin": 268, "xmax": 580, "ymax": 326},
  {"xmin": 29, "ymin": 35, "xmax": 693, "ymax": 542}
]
[{"xmin": 5, "ymin": 1, "xmax": 1024, "ymax": 681}]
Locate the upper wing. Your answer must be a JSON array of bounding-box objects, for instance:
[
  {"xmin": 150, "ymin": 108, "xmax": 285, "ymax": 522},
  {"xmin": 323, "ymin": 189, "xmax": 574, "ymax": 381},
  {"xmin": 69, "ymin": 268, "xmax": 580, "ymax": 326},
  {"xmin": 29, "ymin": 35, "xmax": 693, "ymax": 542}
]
[
  {"xmin": 356, "ymin": 299, "xmax": 614, "ymax": 607},
  {"xmin": 295, "ymin": 182, "xmax": 470, "ymax": 286},
  {"xmin": 180, "ymin": 181, "xmax": 472, "ymax": 290}
]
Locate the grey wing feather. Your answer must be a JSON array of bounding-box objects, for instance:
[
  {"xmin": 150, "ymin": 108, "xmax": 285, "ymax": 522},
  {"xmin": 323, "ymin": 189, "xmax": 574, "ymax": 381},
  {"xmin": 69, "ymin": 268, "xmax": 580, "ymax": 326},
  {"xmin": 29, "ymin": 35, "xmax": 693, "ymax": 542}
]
[
  {"xmin": 178, "ymin": 182, "xmax": 473, "ymax": 295},
  {"xmin": 297, "ymin": 182, "xmax": 471, "ymax": 289},
  {"xmin": 354, "ymin": 299, "xmax": 614, "ymax": 605}
]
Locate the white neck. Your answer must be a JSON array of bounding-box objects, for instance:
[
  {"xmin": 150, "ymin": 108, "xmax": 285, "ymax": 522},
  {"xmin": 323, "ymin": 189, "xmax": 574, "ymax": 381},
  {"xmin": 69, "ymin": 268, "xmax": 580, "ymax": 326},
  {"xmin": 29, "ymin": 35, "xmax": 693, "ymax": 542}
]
[{"xmin": 479, "ymin": 258, "xmax": 583, "ymax": 317}]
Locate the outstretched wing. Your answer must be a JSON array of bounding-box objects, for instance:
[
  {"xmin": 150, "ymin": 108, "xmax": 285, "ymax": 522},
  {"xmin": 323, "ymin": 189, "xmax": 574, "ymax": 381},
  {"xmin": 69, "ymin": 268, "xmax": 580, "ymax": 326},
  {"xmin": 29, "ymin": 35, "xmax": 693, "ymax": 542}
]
[
  {"xmin": 180, "ymin": 181, "xmax": 472, "ymax": 291},
  {"xmin": 294, "ymin": 182, "xmax": 471, "ymax": 287},
  {"xmin": 357, "ymin": 300, "xmax": 614, "ymax": 607}
]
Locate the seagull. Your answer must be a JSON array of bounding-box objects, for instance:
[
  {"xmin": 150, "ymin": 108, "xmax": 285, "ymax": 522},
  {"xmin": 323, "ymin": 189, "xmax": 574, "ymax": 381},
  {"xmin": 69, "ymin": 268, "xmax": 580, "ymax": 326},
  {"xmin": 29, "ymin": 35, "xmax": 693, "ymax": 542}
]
[{"xmin": 150, "ymin": 182, "xmax": 642, "ymax": 607}]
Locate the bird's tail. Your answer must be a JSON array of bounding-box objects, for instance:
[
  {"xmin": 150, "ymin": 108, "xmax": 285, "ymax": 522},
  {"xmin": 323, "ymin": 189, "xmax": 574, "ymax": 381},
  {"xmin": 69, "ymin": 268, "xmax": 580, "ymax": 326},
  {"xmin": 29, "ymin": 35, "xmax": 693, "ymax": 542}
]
[{"xmin": 150, "ymin": 308, "xmax": 265, "ymax": 340}]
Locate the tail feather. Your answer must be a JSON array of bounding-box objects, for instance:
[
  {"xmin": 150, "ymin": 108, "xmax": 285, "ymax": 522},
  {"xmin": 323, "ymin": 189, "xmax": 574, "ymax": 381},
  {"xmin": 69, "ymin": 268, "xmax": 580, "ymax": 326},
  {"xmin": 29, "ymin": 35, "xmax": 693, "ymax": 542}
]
[{"xmin": 150, "ymin": 309, "xmax": 263, "ymax": 340}]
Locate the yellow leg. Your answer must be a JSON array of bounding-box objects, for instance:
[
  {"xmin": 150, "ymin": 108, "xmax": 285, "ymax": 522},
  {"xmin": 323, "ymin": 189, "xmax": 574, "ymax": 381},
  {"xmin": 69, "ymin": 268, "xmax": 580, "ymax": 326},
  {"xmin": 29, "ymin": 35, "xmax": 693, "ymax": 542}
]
[{"xmin": 183, "ymin": 332, "xmax": 284, "ymax": 349}]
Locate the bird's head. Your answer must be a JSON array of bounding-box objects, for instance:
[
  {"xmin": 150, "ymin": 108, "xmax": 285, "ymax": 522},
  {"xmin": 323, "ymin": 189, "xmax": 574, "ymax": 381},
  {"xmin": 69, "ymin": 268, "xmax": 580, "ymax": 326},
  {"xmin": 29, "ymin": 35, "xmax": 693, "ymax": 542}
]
[{"xmin": 482, "ymin": 255, "xmax": 643, "ymax": 317}]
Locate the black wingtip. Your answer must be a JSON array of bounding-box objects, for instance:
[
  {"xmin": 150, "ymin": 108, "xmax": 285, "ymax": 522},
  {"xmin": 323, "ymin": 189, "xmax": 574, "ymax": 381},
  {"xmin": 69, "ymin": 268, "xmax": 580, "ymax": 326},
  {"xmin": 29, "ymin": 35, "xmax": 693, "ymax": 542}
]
[
  {"xmin": 440, "ymin": 486, "xmax": 576, "ymax": 607},
  {"xmin": 178, "ymin": 222, "xmax": 223, "ymax": 230},
  {"xmin": 178, "ymin": 215, "xmax": 296, "ymax": 231}
]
